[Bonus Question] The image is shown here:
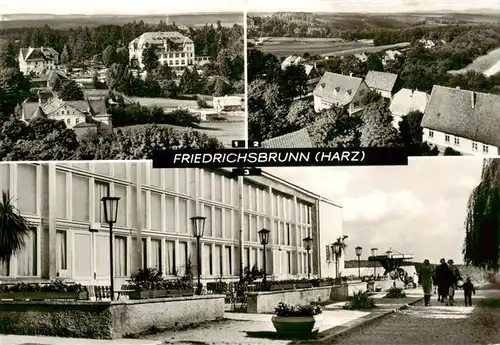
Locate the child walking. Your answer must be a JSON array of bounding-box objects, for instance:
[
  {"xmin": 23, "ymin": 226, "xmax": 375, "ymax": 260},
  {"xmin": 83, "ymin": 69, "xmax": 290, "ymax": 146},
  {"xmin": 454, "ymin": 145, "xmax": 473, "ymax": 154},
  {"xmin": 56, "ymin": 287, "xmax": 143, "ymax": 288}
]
[{"xmin": 462, "ymin": 277, "xmax": 476, "ymax": 307}]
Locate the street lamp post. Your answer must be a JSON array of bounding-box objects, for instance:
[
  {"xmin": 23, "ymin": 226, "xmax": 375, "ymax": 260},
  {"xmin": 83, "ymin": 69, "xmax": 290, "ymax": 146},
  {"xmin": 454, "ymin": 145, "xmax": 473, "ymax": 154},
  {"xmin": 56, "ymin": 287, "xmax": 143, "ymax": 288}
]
[
  {"xmin": 355, "ymin": 246, "xmax": 363, "ymax": 279},
  {"xmin": 332, "ymin": 242, "xmax": 341, "ymax": 279},
  {"xmin": 258, "ymin": 228, "xmax": 270, "ymax": 288},
  {"xmin": 101, "ymin": 196, "xmax": 120, "ymax": 301},
  {"xmin": 302, "ymin": 236, "xmax": 313, "ymax": 280},
  {"xmin": 371, "ymin": 248, "xmax": 378, "ymax": 277},
  {"xmin": 190, "ymin": 216, "xmax": 206, "ymax": 295}
]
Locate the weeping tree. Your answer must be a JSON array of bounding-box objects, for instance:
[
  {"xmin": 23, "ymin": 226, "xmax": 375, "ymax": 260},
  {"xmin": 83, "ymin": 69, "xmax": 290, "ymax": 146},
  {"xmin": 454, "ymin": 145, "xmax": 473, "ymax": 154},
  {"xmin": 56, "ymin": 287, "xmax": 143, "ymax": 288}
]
[
  {"xmin": 463, "ymin": 158, "xmax": 500, "ymax": 271},
  {"xmin": 0, "ymin": 190, "xmax": 33, "ymax": 263}
]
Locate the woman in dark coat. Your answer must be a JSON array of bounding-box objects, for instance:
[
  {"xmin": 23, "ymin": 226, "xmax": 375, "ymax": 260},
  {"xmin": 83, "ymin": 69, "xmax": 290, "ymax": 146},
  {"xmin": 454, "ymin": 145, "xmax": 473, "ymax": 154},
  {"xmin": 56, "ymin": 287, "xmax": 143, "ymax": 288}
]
[{"xmin": 419, "ymin": 259, "xmax": 434, "ymax": 306}]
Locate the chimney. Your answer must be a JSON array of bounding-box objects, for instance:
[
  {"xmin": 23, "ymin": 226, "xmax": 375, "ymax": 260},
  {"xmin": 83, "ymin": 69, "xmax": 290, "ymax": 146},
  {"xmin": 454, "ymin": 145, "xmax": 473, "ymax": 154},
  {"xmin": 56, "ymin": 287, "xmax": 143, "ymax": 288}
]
[{"xmin": 471, "ymin": 91, "xmax": 475, "ymax": 109}]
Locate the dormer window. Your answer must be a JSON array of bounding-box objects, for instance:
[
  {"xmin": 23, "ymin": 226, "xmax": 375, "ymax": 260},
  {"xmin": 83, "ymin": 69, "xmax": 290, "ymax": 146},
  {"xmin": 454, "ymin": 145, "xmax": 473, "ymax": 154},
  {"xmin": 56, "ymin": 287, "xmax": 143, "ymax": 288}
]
[
  {"xmin": 334, "ymin": 87, "xmax": 340, "ymax": 94},
  {"xmin": 345, "ymin": 89, "xmax": 352, "ymax": 96}
]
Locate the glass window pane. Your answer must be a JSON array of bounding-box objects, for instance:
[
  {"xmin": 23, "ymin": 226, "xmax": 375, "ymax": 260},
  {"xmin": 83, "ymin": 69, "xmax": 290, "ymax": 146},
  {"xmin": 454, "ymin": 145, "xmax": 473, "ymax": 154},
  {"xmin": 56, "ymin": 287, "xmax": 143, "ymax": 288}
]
[
  {"xmin": 72, "ymin": 175, "xmax": 89, "ymax": 222},
  {"xmin": 18, "ymin": 164, "xmax": 37, "ymax": 214},
  {"xmin": 166, "ymin": 195, "xmax": 176, "ymax": 232},
  {"xmin": 56, "ymin": 172, "xmax": 66, "ymax": 219},
  {"xmin": 150, "ymin": 192, "xmax": 162, "ymax": 230},
  {"xmin": 214, "ymin": 208, "xmax": 222, "ymax": 238},
  {"xmin": 114, "ymin": 184, "xmax": 127, "ymax": 227}
]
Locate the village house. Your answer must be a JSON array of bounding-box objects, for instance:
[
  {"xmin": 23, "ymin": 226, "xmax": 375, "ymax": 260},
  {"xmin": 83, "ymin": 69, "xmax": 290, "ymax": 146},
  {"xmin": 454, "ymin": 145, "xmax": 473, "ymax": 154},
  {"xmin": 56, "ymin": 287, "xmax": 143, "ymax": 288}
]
[
  {"xmin": 18, "ymin": 47, "xmax": 60, "ymax": 75},
  {"xmin": 128, "ymin": 31, "xmax": 195, "ymax": 72},
  {"xmin": 29, "ymin": 69, "xmax": 69, "ymax": 90},
  {"xmin": 364, "ymin": 70, "xmax": 403, "ymax": 99},
  {"xmin": 313, "ymin": 72, "xmax": 370, "ymax": 114},
  {"xmin": 389, "ymin": 88, "xmax": 430, "ymax": 129},
  {"xmin": 262, "ymin": 128, "xmax": 314, "ymax": 148},
  {"xmin": 213, "ymin": 95, "xmax": 243, "ymax": 112},
  {"xmin": 382, "ymin": 50, "xmax": 402, "ymax": 66},
  {"xmin": 421, "ymin": 85, "xmax": 500, "ymax": 156},
  {"xmin": 21, "ymin": 93, "xmax": 112, "ymax": 135}
]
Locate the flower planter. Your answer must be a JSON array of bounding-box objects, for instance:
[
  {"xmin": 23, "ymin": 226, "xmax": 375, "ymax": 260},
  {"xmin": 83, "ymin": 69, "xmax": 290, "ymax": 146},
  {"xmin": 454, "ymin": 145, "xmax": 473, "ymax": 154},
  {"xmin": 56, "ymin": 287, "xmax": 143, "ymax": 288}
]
[
  {"xmin": 0, "ymin": 291, "xmax": 88, "ymax": 301},
  {"xmin": 129, "ymin": 288, "xmax": 194, "ymax": 299},
  {"xmin": 318, "ymin": 281, "xmax": 332, "ymax": 287},
  {"xmin": 271, "ymin": 315, "xmax": 323, "ymax": 337},
  {"xmin": 295, "ymin": 283, "xmax": 313, "ymax": 289}
]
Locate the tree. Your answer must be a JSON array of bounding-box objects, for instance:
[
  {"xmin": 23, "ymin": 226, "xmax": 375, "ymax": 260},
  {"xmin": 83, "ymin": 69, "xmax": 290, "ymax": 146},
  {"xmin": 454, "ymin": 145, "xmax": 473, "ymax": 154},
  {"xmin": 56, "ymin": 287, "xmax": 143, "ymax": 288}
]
[
  {"xmin": 332, "ymin": 235, "xmax": 349, "ymax": 259},
  {"xmin": 115, "ymin": 47, "xmax": 129, "ymax": 66},
  {"xmin": 142, "ymin": 45, "xmax": 159, "ymax": 72},
  {"xmin": 286, "ymin": 100, "xmax": 315, "ymax": 130},
  {"xmin": 463, "ymin": 159, "xmax": 500, "ymax": 271},
  {"xmin": 179, "ymin": 68, "xmax": 202, "ymax": 94},
  {"xmin": 279, "ymin": 64, "xmax": 308, "ymax": 101},
  {"xmin": 0, "ymin": 41, "xmax": 18, "ymax": 69},
  {"xmin": 216, "ymin": 49, "xmax": 233, "ymax": 79},
  {"xmin": 102, "ymin": 45, "xmax": 118, "ymax": 67},
  {"xmin": 366, "ymin": 54, "xmax": 384, "ymax": 72},
  {"xmin": 154, "ymin": 63, "xmax": 174, "ymax": 80},
  {"xmin": 0, "ymin": 68, "xmax": 31, "ymax": 116},
  {"xmin": 360, "ymin": 101, "xmax": 402, "ymax": 147},
  {"xmin": 398, "ymin": 110, "xmax": 438, "ymax": 156},
  {"xmin": 159, "ymin": 80, "xmax": 179, "ymax": 98},
  {"xmin": 308, "ymin": 106, "xmax": 362, "ymax": 148},
  {"xmin": 0, "ymin": 191, "xmax": 33, "ymax": 263},
  {"xmin": 60, "ymin": 44, "xmax": 73, "ymax": 65},
  {"xmin": 59, "ymin": 80, "xmax": 84, "ymax": 101},
  {"xmin": 52, "ymin": 77, "xmax": 62, "ymax": 92},
  {"xmin": 213, "ymin": 77, "xmax": 232, "ymax": 97}
]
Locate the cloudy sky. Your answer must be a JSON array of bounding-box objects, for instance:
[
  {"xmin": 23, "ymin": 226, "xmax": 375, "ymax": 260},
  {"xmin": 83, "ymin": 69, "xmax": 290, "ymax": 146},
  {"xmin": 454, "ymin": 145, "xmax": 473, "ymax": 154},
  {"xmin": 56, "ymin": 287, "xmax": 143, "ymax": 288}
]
[
  {"xmin": 0, "ymin": 0, "xmax": 244, "ymax": 15},
  {"xmin": 248, "ymin": 0, "xmax": 499, "ymax": 13},
  {"xmin": 265, "ymin": 157, "xmax": 484, "ymax": 264}
]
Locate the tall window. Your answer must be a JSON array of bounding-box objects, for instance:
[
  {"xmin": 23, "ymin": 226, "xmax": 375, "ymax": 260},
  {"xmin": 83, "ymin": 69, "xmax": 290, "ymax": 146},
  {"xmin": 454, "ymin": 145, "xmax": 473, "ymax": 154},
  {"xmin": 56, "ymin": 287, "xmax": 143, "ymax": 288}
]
[
  {"xmin": 225, "ymin": 246, "xmax": 232, "ymax": 275},
  {"xmin": 215, "ymin": 245, "xmax": 222, "ymax": 277},
  {"xmin": 179, "ymin": 242, "xmax": 188, "ymax": 276},
  {"xmin": 287, "ymin": 251, "xmax": 292, "ymax": 275},
  {"xmin": 114, "ymin": 236, "xmax": 127, "ymax": 276},
  {"xmin": 244, "ymin": 248, "xmax": 250, "ymax": 270},
  {"xmin": 286, "ymin": 224, "xmax": 291, "ymax": 246},
  {"xmin": 95, "ymin": 181, "xmax": 110, "ymax": 223},
  {"xmin": 141, "ymin": 238, "xmax": 147, "ymax": 270},
  {"xmin": 151, "ymin": 239, "xmax": 162, "ymax": 271},
  {"xmin": 165, "ymin": 241, "xmax": 175, "ymax": 275},
  {"xmin": 17, "ymin": 228, "xmax": 37, "ymax": 276},
  {"xmin": 56, "ymin": 230, "xmax": 67, "ymax": 272}
]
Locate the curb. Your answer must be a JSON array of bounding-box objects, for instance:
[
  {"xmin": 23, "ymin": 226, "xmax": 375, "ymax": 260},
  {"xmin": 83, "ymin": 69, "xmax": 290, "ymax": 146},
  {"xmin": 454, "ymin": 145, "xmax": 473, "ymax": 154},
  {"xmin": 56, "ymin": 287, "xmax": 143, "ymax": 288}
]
[{"xmin": 295, "ymin": 296, "xmax": 425, "ymax": 344}]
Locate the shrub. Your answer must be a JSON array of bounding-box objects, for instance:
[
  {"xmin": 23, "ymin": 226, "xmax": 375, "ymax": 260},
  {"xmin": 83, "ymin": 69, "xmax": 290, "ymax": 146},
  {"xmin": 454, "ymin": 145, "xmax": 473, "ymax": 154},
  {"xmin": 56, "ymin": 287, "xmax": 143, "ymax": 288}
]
[
  {"xmin": 127, "ymin": 267, "xmax": 193, "ymax": 291},
  {"xmin": 275, "ymin": 301, "xmax": 323, "ymax": 317},
  {"xmin": 343, "ymin": 290, "xmax": 376, "ymax": 310},
  {"xmin": 0, "ymin": 279, "xmax": 87, "ymax": 293},
  {"xmin": 196, "ymin": 97, "xmax": 209, "ymax": 109},
  {"xmin": 384, "ymin": 286, "xmax": 407, "ymax": 298}
]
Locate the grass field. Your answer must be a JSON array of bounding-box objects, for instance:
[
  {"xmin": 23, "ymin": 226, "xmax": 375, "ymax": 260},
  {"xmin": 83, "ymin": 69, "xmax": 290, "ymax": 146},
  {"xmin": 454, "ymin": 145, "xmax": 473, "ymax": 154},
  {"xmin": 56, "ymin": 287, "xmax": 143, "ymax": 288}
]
[
  {"xmin": 0, "ymin": 13, "xmax": 243, "ymax": 30},
  {"xmin": 119, "ymin": 120, "xmax": 245, "ymax": 148},
  {"xmin": 254, "ymin": 37, "xmax": 410, "ymax": 57},
  {"xmin": 129, "ymin": 97, "xmax": 212, "ymax": 109},
  {"xmin": 449, "ymin": 47, "xmax": 500, "ymax": 76}
]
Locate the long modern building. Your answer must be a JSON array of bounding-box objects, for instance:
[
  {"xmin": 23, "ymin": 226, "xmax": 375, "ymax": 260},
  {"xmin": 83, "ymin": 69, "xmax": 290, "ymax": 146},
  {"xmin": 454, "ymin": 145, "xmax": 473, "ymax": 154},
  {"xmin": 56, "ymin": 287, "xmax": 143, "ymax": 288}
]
[
  {"xmin": 128, "ymin": 32, "xmax": 195, "ymax": 71},
  {"xmin": 0, "ymin": 162, "xmax": 343, "ymax": 286}
]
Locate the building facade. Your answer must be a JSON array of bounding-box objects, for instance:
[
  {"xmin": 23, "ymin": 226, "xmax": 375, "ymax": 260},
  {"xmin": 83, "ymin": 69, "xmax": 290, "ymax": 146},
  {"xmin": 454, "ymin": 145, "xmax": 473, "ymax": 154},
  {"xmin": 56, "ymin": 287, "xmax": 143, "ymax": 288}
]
[
  {"xmin": 128, "ymin": 32, "xmax": 195, "ymax": 71},
  {"xmin": 0, "ymin": 163, "xmax": 343, "ymax": 286},
  {"xmin": 19, "ymin": 47, "xmax": 60, "ymax": 75}
]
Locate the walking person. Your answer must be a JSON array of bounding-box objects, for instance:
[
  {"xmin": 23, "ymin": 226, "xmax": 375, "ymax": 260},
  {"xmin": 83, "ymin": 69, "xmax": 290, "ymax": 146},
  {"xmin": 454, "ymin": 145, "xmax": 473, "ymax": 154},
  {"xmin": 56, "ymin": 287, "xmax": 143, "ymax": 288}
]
[
  {"xmin": 435, "ymin": 258, "xmax": 450, "ymax": 303},
  {"xmin": 419, "ymin": 259, "xmax": 434, "ymax": 306},
  {"xmin": 462, "ymin": 277, "xmax": 476, "ymax": 307},
  {"xmin": 447, "ymin": 259, "xmax": 461, "ymax": 306}
]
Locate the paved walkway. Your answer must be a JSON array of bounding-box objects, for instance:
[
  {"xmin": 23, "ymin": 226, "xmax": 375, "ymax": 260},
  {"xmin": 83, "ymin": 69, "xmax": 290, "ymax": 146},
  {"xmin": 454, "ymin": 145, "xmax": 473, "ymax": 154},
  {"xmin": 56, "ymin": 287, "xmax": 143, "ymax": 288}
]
[
  {"xmin": 326, "ymin": 287, "xmax": 500, "ymax": 345},
  {"xmin": 0, "ymin": 335, "xmax": 162, "ymax": 345}
]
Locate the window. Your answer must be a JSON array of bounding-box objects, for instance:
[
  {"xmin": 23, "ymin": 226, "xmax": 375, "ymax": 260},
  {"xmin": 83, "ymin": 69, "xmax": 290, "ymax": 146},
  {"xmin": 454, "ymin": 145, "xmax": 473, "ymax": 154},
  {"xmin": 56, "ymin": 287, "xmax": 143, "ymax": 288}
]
[
  {"xmin": 286, "ymin": 224, "xmax": 291, "ymax": 246},
  {"xmin": 95, "ymin": 181, "xmax": 110, "ymax": 223},
  {"xmin": 225, "ymin": 246, "xmax": 232, "ymax": 275},
  {"xmin": 166, "ymin": 241, "xmax": 175, "ymax": 275},
  {"xmin": 141, "ymin": 238, "xmax": 147, "ymax": 270},
  {"xmin": 472, "ymin": 142, "xmax": 478, "ymax": 151},
  {"xmin": 114, "ymin": 236, "xmax": 127, "ymax": 276},
  {"xmin": 429, "ymin": 130, "xmax": 434, "ymax": 138},
  {"xmin": 215, "ymin": 245, "xmax": 222, "ymax": 277},
  {"xmin": 244, "ymin": 248, "xmax": 250, "ymax": 270},
  {"xmin": 151, "ymin": 239, "xmax": 162, "ymax": 271},
  {"xmin": 483, "ymin": 145, "xmax": 489, "ymax": 154},
  {"xmin": 204, "ymin": 244, "xmax": 213, "ymax": 276},
  {"xmin": 56, "ymin": 230, "xmax": 67, "ymax": 272},
  {"xmin": 75, "ymin": 118, "xmax": 80, "ymax": 124},
  {"xmin": 287, "ymin": 251, "xmax": 292, "ymax": 274},
  {"xmin": 444, "ymin": 135, "xmax": 450, "ymax": 143},
  {"xmin": 17, "ymin": 228, "xmax": 37, "ymax": 276},
  {"xmin": 353, "ymin": 101, "xmax": 360, "ymax": 107},
  {"xmin": 179, "ymin": 242, "xmax": 188, "ymax": 275},
  {"xmin": 66, "ymin": 118, "xmax": 71, "ymax": 124},
  {"xmin": 454, "ymin": 137, "xmax": 460, "ymax": 146}
]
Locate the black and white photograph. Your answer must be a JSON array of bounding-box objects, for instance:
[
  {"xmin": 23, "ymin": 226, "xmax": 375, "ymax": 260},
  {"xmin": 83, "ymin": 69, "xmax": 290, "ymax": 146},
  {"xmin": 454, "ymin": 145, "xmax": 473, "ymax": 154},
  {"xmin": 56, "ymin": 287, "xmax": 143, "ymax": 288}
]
[
  {"xmin": 1, "ymin": 158, "xmax": 500, "ymax": 344},
  {"xmin": 247, "ymin": 0, "xmax": 500, "ymax": 157},
  {"xmin": 0, "ymin": 0, "xmax": 245, "ymax": 161}
]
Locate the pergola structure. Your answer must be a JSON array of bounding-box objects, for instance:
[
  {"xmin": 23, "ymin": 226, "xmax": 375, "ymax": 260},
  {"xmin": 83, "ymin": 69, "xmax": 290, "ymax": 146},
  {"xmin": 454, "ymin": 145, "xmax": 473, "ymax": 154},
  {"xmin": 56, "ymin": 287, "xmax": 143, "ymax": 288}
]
[{"xmin": 368, "ymin": 248, "xmax": 414, "ymax": 279}]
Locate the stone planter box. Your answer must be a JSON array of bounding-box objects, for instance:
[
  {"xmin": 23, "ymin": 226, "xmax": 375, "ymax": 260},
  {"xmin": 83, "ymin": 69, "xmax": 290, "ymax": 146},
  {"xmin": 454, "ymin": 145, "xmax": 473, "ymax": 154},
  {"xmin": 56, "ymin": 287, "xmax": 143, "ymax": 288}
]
[
  {"xmin": 271, "ymin": 315, "xmax": 322, "ymax": 337},
  {"xmin": 318, "ymin": 281, "xmax": 332, "ymax": 287},
  {"xmin": 0, "ymin": 291, "xmax": 88, "ymax": 301},
  {"xmin": 295, "ymin": 283, "xmax": 313, "ymax": 289},
  {"xmin": 129, "ymin": 288, "xmax": 194, "ymax": 299}
]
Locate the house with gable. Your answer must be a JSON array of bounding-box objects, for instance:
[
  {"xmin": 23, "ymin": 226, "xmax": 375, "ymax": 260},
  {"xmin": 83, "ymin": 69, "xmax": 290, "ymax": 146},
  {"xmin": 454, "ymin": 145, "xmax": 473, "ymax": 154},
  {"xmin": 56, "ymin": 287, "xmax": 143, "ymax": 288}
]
[
  {"xmin": 29, "ymin": 69, "xmax": 69, "ymax": 90},
  {"xmin": 364, "ymin": 70, "xmax": 403, "ymax": 99},
  {"xmin": 389, "ymin": 88, "xmax": 430, "ymax": 128},
  {"xmin": 262, "ymin": 128, "xmax": 315, "ymax": 148},
  {"xmin": 18, "ymin": 47, "xmax": 60, "ymax": 74},
  {"xmin": 21, "ymin": 93, "xmax": 112, "ymax": 135},
  {"xmin": 313, "ymin": 72, "xmax": 370, "ymax": 114},
  {"xmin": 421, "ymin": 85, "xmax": 500, "ymax": 156}
]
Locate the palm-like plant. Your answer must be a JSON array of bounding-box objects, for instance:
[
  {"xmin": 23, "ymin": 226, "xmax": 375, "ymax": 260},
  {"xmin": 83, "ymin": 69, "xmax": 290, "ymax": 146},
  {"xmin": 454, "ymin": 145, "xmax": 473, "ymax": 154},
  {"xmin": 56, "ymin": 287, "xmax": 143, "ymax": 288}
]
[
  {"xmin": 333, "ymin": 235, "xmax": 348, "ymax": 259},
  {"xmin": 0, "ymin": 191, "xmax": 33, "ymax": 263}
]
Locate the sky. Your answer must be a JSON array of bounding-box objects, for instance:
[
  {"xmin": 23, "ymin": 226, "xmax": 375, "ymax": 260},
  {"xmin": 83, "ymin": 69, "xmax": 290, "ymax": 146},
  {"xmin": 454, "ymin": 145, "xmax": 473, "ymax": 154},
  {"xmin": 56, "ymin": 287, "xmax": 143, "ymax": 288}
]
[
  {"xmin": 0, "ymin": 0, "xmax": 245, "ymax": 15},
  {"xmin": 248, "ymin": 0, "xmax": 500, "ymax": 13},
  {"xmin": 265, "ymin": 157, "xmax": 484, "ymax": 265}
]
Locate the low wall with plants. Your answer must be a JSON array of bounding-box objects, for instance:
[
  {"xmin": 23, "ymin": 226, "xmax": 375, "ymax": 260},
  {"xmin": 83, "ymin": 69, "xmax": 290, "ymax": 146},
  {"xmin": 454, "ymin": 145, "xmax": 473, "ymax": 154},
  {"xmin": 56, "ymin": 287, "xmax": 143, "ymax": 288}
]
[
  {"xmin": 0, "ymin": 295, "xmax": 225, "ymax": 339},
  {"xmin": 347, "ymin": 280, "xmax": 366, "ymax": 296}
]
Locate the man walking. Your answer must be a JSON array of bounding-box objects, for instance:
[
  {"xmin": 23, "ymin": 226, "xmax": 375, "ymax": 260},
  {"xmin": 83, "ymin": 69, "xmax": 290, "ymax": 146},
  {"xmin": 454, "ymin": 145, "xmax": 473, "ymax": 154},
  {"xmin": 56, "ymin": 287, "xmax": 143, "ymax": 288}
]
[{"xmin": 435, "ymin": 258, "xmax": 450, "ymax": 303}]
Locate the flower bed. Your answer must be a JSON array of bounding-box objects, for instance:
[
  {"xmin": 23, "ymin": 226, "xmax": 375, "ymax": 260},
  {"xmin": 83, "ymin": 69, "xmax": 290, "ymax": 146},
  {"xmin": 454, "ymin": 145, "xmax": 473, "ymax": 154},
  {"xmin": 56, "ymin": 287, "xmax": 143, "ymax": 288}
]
[
  {"xmin": 0, "ymin": 280, "xmax": 88, "ymax": 300},
  {"xmin": 127, "ymin": 268, "xmax": 194, "ymax": 300}
]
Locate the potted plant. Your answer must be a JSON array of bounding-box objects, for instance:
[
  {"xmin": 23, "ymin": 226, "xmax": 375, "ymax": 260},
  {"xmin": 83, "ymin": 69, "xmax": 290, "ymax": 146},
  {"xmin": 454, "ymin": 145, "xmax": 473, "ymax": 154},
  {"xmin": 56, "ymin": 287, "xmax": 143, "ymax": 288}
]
[
  {"xmin": 271, "ymin": 301, "xmax": 323, "ymax": 337},
  {"xmin": 0, "ymin": 280, "xmax": 88, "ymax": 300}
]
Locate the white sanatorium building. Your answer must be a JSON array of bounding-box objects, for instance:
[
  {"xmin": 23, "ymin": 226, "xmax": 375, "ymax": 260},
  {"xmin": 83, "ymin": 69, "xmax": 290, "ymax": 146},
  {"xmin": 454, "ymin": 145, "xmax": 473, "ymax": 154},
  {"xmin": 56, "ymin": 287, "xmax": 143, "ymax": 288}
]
[
  {"xmin": 0, "ymin": 162, "xmax": 343, "ymax": 287},
  {"xmin": 128, "ymin": 32, "xmax": 195, "ymax": 71}
]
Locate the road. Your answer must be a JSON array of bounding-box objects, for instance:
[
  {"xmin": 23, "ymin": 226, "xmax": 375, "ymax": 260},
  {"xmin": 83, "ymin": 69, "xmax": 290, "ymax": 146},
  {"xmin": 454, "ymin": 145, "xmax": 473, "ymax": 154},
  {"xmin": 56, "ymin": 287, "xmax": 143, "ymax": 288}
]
[{"xmin": 328, "ymin": 287, "xmax": 500, "ymax": 345}]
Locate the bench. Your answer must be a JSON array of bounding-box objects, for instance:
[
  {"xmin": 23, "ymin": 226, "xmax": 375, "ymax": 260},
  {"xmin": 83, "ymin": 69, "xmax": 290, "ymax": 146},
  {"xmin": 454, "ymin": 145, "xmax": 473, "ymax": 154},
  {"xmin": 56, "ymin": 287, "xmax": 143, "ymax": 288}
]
[{"xmin": 94, "ymin": 285, "xmax": 132, "ymax": 300}]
